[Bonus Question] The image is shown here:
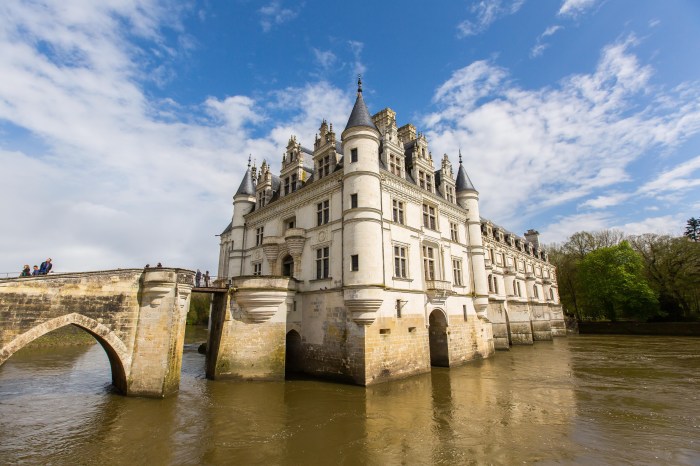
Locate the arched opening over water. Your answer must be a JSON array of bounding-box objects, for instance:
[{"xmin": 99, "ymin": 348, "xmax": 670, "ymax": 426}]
[
  {"xmin": 428, "ymin": 309, "xmax": 449, "ymax": 367},
  {"xmin": 0, "ymin": 313, "xmax": 129, "ymax": 394},
  {"xmin": 282, "ymin": 255, "xmax": 294, "ymax": 277},
  {"xmin": 285, "ymin": 330, "xmax": 303, "ymax": 377}
]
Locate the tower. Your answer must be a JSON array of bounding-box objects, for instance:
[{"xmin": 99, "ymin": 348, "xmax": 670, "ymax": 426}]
[
  {"xmin": 224, "ymin": 157, "xmax": 256, "ymax": 279},
  {"xmin": 341, "ymin": 77, "xmax": 383, "ymax": 326},
  {"xmin": 456, "ymin": 151, "xmax": 489, "ymax": 317}
]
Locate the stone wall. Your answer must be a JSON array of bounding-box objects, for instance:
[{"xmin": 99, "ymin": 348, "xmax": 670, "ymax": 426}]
[
  {"xmin": 505, "ymin": 302, "xmax": 534, "ymax": 345},
  {"xmin": 530, "ymin": 303, "xmax": 553, "ymax": 341},
  {"xmin": 487, "ymin": 302, "xmax": 510, "ymax": 350},
  {"xmin": 0, "ymin": 268, "xmax": 194, "ymax": 397}
]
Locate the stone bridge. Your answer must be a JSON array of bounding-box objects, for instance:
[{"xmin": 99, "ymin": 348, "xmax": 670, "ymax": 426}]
[{"xmin": 0, "ymin": 268, "xmax": 195, "ymax": 397}]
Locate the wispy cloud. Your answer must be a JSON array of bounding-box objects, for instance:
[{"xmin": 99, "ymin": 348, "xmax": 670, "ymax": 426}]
[
  {"xmin": 457, "ymin": 0, "xmax": 525, "ymax": 37},
  {"xmin": 423, "ymin": 36, "xmax": 700, "ymax": 241},
  {"xmin": 348, "ymin": 40, "xmax": 367, "ymax": 77},
  {"xmin": 313, "ymin": 48, "xmax": 337, "ymax": 72},
  {"xmin": 0, "ymin": 0, "xmax": 351, "ymax": 273},
  {"xmin": 259, "ymin": 1, "xmax": 299, "ymax": 33},
  {"xmin": 558, "ymin": 0, "xmax": 598, "ymax": 18},
  {"xmin": 531, "ymin": 25, "xmax": 563, "ymax": 57}
]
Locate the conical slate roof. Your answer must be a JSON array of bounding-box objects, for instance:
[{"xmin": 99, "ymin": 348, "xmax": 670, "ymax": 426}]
[
  {"xmin": 456, "ymin": 152, "xmax": 477, "ymax": 193},
  {"xmin": 344, "ymin": 77, "xmax": 378, "ymax": 132},
  {"xmin": 235, "ymin": 158, "xmax": 255, "ymax": 196}
]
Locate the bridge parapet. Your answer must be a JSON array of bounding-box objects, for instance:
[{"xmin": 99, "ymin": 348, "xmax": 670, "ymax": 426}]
[{"xmin": 0, "ymin": 268, "xmax": 195, "ymax": 397}]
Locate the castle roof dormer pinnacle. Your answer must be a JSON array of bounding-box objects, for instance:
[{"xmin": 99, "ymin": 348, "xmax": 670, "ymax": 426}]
[
  {"xmin": 344, "ymin": 76, "xmax": 378, "ymax": 132},
  {"xmin": 234, "ymin": 156, "xmax": 256, "ymax": 197},
  {"xmin": 456, "ymin": 150, "xmax": 477, "ymax": 193}
]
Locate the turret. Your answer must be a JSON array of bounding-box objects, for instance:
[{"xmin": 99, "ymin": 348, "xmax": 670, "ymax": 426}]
[
  {"xmin": 341, "ymin": 77, "xmax": 384, "ymax": 325},
  {"xmin": 227, "ymin": 157, "xmax": 256, "ymax": 279},
  {"xmin": 456, "ymin": 151, "xmax": 488, "ymax": 317}
]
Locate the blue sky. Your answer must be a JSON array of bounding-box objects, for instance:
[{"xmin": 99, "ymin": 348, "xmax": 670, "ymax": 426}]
[{"xmin": 1, "ymin": 0, "xmax": 700, "ymax": 275}]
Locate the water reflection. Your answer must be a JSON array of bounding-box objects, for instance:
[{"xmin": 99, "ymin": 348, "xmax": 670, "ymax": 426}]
[{"xmin": 0, "ymin": 331, "xmax": 699, "ymax": 464}]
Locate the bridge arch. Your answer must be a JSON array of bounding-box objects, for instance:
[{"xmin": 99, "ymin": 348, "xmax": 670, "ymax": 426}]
[{"xmin": 0, "ymin": 313, "xmax": 130, "ymax": 394}]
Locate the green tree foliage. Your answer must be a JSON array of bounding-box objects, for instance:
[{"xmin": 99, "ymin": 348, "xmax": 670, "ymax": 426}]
[
  {"xmin": 577, "ymin": 241, "xmax": 659, "ymax": 321},
  {"xmin": 187, "ymin": 293, "xmax": 211, "ymax": 325},
  {"xmin": 629, "ymin": 234, "xmax": 700, "ymax": 320},
  {"xmin": 686, "ymin": 217, "xmax": 700, "ymax": 242}
]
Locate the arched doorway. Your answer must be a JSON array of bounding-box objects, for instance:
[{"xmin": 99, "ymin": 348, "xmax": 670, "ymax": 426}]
[
  {"xmin": 285, "ymin": 330, "xmax": 303, "ymax": 377},
  {"xmin": 282, "ymin": 255, "xmax": 294, "ymax": 277},
  {"xmin": 429, "ymin": 309, "xmax": 449, "ymax": 367}
]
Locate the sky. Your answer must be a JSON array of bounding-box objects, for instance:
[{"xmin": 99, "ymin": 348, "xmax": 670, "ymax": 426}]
[{"xmin": 1, "ymin": 0, "xmax": 700, "ymax": 275}]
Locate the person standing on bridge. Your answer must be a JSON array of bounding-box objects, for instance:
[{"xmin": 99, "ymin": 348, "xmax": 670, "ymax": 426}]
[
  {"xmin": 39, "ymin": 258, "xmax": 52, "ymax": 275},
  {"xmin": 20, "ymin": 265, "xmax": 31, "ymax": 277},
  {"xmin": 204, "ymin": 271, "xmax": 210, "ymax": 287},
  {"xmin": 196, "ymin": 269, "xmax": 202, "ymax": 287},
  {"xmin": 32, "ymin": 265, "xmax": 40, "ymax": 276}
]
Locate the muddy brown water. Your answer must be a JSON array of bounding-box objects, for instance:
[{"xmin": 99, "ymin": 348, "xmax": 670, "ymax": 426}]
[{"xmin": 1, "ymin": 329, "xmax": 698, "ymax": 465}]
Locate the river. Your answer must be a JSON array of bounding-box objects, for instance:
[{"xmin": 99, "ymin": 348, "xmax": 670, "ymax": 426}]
[{"xmin": 1, "ymin": 329, "xmax": 698, "ymax": 465}]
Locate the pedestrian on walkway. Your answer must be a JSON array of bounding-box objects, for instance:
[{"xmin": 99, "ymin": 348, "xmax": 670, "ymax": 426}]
[
  {"xmin": 20, "ymin": 265, "xmax": 31, "ymax": 277},
  {"xmin": 32, "ymin": 265, "xmax": 40, "ymax": 276},
  {"xmin": 39, "ymin": 258, "xmax": 52, "ymax": 275},
  {"xmin": 204, "ymin": 271, "xmax": 211, "ymax": 287},
  {"xmin": 195, "ymin": 269, "xmax": 202, "ymax": 287}
]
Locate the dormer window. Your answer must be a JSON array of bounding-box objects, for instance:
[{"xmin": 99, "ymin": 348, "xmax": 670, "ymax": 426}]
[
  {"xmin": 318, "ymin": 155, "xmax": 331, "ymax": 178},
  {"xmin": 389, "ymin": 153, "xmax": 402, "ymax": 176},
  {"xmin": 418, "ymin": 170, "xmax": 433, "ymax": 191},
  {"xmin": 445, "ymin": 185, "xmax": 455, "ymax": 203},
  {"xmin": 257, "ymin": 191, "xmax": 266, "ymax": 208}
]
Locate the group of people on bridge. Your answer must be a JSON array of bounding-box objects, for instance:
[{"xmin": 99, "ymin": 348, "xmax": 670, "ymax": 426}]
[
  {"xmin": 195, "ymin": 269, "xmax": 211, "ymax": 288},
  {"xmin": 19, "ymin": 258, "xmax": 52, "ymax": 277}
]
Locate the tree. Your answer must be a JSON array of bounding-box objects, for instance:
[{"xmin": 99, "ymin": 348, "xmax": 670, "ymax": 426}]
[
  {"xmin": 578, "ymin": 241, "xmax": 659, "ymax": 321},
  {"xmin": 686, "ymin": 217, "xmax": 700, "ymax": 242},
  {"xmin": 629, "ymin": 234, "xmax": 700, "ymax": 320}
]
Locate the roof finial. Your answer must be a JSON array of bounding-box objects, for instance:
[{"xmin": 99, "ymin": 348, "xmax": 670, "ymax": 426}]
[
  {"xmin": 247, "ymin": 155, "xmax": 252, "ymax": 168},
  {"xmin": 459, "ymin": 149, "xmax": 463, "ymax": 165},
  {"xmin": 357, "ymin": 74, "xmax": 363, "ymax": 94}
]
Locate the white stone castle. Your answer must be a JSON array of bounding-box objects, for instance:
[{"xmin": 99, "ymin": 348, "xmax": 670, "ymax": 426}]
[{"xmin": 214, "ymin": 79, "xmax": 565, "ymax": 385}]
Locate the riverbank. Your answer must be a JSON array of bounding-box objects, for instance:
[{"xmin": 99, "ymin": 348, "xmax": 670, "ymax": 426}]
[{"xmin": 578, "ymin": 321, "xmax": 700, "ymax": 336}]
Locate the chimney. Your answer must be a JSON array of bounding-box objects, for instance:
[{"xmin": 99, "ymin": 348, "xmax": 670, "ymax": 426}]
[{"xmin": 524, "ymin": 229, "xmax": 540, "ymax": 248}]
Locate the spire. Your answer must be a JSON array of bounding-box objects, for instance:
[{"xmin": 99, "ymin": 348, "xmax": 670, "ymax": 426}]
[
  {"xmin": 235, "ymin": 157, "xmax": 256, "ymax": 197},
  {"xmin": 456, "ymin": 150, "xmax": 477, "ymax": 193},
  {"xmin": 344, "ymin": 75, "xmax": 378, "ymax": 132}
]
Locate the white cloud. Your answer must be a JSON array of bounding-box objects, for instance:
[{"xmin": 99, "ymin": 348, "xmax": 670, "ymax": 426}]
[
  {"xmin": 313, "ymin": 48, "xmax": 337, "ymax": 71},
  {"xmin": 614, "ymin": 215, "xmax": 684, "ymax": 237},
  {"xmin": 640, "ymin": 155, "xmax": 700, "ymax": 195},
  {"xmin": 457, "ymin": 0, "xmax": 525, "ymax": 37},
  {"xmin": 0, "ymin": 0, "xmax": 352, "ymax": 275},
  {"xmin": 259, "ymin": 1, "xmax": 299, "ymax": 33},
  {"xmin": 580, "ymin": 192, "xmax": 632, "ymax": 209},
  {"xmin": 348, "ymin": 40, "xmax": 367, "ymax": 77},
  {"xmin": 423, "ymin": 37, "xmax": 700, "ymax": 240},
  {"xmin": 558, "ymin": 0, "xmax": 598, "ymax": 17},
  {"xmin": 531, "ymin": 25, "xmax": 563, "ymax": 58}
]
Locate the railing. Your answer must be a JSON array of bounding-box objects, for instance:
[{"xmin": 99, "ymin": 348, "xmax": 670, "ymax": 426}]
[{"xmin": 425, "ymin": 279, "xmax": 452, "ymax": 292}]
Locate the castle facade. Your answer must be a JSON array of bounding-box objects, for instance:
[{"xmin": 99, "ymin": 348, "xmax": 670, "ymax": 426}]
[{"xmin": 212, "ymin": 80, "xmax": 565, "ymax": 385}]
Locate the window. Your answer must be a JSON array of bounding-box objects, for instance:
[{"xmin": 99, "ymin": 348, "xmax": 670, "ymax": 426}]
[
  {"xmin": 396, "ymin": 299, "xmax": 402, "ymax": 318},
  {"xmin": 394, "ymin": 245, "xmax": 407, "ymax": 278},
  {"xmin": 463, "ymin": 304, "xmax": 468, "ymax": 321},
  {"xmin": 318, "ymin": 155, "xmax": 331, "ymax": 178},
  {"xmin": 255, "ymin": 226, "xmax": 264, "ymax": 246},
  {"xmin": 350, "ymin": 193, "xmax": 358, "ymax": 209},
  {"xmin": 534, "ymin": 285, "xmax": 539, "ymax": 298},
  {"xmin": 351, "ymin": 254, "xmax": 359, "ymax": 271},
  {"xmin": 422, "ymin": 245, "xmax": 436, "ymax": 281},
  {"xmin": 253, "ymin": 262, "xmax": 262, "ymax": 276},
  {"xmin": 351, "ymin": 148, "xmax": 358, "ymax": 163},
  {"xmin": 316, "ymin": 247, "xmax": 329, "ymax": 279},
  {"xmin": 494, "ymin": 276, "xmax": 499, "ymax": 294},
  {"xmin": 422, "ymin": 204, "xmax": 436, "ymax": 230},
  {"xmin": 452, "ymin": 258, "xmax": 463, "ymax": 286},
  {"xmin": 392, "ymin": 199, "xmax": 405, "ymax": 224},
  {"xmin": 291, "ymin": 173, "xmax": 298, "ymax": 191},
  {"xmin": 550, "ymin": 288, "xmax": 555, "ymax": 300},
  {"xmin": 445, "ymin": 185, "xmax": 455, "ymax": 203},
  {"xmin": 285, "ymin": 174, "xmax": 298, "ymax": 195},
  {"xmin": 450, "ymin": 222, "xmax": 459, "ymax": 242},
  {"xmin": 389, "ymin": 153, "xmax": 402, "ymax": 176},
  {"xmin": 418, "ymin": 170, "xmax": 426, "ymax": 189},
  {"xmin": 317, "ymin": 199, "xmax": 329, "ymax": 226},
  {"xmin": 257, "ymin": 191, "xmax": 266, "ymax": 207},
  {"xmin": 285, "ymin": 217, "xmax": 296, "ymax": 230},
  {"xmin": 426, "ymin": 174, "xmax": 432, "ymax": 192},
  {"xmin": 488, "ymin": 274, "xmax": 494, "ymax": 293},
  {"xmin": 284, "ymin": 177, "xmax": 290, "ymax": 195}
]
